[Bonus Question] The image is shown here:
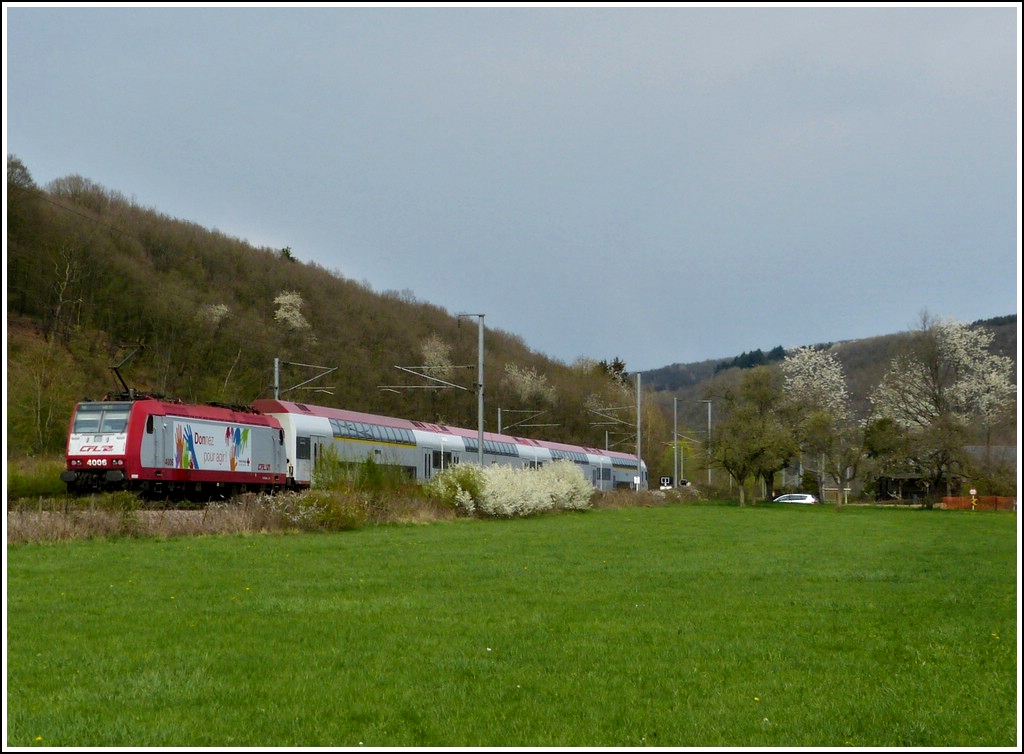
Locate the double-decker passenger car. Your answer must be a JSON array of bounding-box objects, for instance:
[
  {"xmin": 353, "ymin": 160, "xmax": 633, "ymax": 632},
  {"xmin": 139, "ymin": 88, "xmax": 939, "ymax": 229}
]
[{"xmin": 250, "ymin": 399, "xmax": 647, "ymax": 491}]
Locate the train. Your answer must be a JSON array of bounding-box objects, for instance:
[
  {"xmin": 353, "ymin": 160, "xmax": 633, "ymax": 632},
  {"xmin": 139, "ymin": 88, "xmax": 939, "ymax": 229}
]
[{"xmin": 61, "ymin": 396, "xmax": 648, "ymax": 498}]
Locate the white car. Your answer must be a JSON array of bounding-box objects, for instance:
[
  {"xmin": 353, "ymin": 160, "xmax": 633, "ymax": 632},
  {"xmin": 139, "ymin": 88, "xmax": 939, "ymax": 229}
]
[{"xmin": 773, "ymin": 493, "xmax": 819, "ymax": 505}]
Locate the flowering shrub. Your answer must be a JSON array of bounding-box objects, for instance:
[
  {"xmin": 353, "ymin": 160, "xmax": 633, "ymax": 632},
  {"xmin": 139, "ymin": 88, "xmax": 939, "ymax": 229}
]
[
  {"xmin": 426, "ymin": 463, "xmax": 484, "ymax": 514},
  {"xmin": 476, "ymin": 464, "xmax": 544, "ymax": 517},
  {"xmin": 543, "ymin": 459, "xmax": 595, "ymax": 511},
  {"xmin": 428, "ymin": 460, "xmax": 594, "ymax": 518}
]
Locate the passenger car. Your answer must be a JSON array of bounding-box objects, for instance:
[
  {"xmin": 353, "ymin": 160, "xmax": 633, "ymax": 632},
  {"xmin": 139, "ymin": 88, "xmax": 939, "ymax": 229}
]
[{"xmin": 772, "ymin": 493, "xmax": 819, "ymax": 505}]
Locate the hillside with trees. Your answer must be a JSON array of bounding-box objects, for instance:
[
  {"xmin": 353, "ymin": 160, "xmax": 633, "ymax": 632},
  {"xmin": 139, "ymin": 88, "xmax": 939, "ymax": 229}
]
[
  {"xmin": 6, "ymin": 156, "xmax": 655, "ymax": 461},
  {"xmin": 6, "ymin": 156, "xmax": 1017, "ymax": 500}
]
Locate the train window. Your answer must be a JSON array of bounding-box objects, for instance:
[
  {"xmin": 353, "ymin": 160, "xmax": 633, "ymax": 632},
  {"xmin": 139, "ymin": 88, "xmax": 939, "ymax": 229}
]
[
  {"xmin": 146, "ymin": 415, "xmax": 154, "ymax": 434},
  {"xmin": 330, "ymin": 418, "xmax": 415, "ymax": 445},
  {"xmin": 99, "ymin": 408, "xmax": 130, "ymax": 433},
  {"xmin": 279, "ymin": 429, "xmax": 285, "ymax": 445},
  {"xmin": 465, "ymin": 438, "xmax": 520, "ymax": 457},
  {"xmin": 551, "ymin": 449, "xmax": 587, "ymax": 464},
  {"xmin": 296, "ymin": 436, "xmax": 311, "ymax": 460},
  {"xmin": 71, "ymin": 404, "xmax": 104, "ymax": 434},
  {"xmin": 74, "ymin": 414, "xmax": 101, "ymax": 434},
  {"xmin": 350, "ymin": 421, "xmax": 372, "ymax": 440}
]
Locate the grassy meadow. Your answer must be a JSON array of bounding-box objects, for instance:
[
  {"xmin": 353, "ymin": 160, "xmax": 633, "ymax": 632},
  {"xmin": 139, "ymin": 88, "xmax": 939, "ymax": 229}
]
[{"xmin": 5, "ymin": 503, "xmax": 1018, "ymax": 748}]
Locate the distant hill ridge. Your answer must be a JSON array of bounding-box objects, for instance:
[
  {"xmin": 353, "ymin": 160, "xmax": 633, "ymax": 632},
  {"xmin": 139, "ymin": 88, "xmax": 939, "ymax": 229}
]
[{"xmin": 640, "ymin": 314, "xmax": 1017, "ymax": 394}]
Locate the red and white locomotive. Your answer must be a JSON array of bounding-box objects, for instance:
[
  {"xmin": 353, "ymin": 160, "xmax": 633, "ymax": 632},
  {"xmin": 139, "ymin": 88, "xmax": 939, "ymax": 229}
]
[{"xmin": 61, "ymin": 396, "xmax": 288, "ymax": 498}]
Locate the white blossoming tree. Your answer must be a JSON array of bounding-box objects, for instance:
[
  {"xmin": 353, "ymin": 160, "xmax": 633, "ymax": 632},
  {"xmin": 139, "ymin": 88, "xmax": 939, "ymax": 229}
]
[
  {"xmin": 868, "ymin": 314, "xmax": 1016, "ymax": 503},
  {"xmin": 781, "ymin": 346, "xmax": 861, "ymax": 508},
  {"xmin": 419, "ymin": 333, "xmax": 454, "ymax": 379},
  {"xmin": 273, "ymin": 290, "xmax": 315, "ymax": 344},
  {"xmin": 202, "ymin": 302, "xmax": 230, "ymax": 326},
  {"xmin": 501, "ymin": 363, "xmax": 557, "ymax": 405}
]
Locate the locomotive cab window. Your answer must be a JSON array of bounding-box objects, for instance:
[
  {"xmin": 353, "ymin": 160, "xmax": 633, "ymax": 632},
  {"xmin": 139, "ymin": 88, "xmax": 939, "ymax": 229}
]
[
  {"xmin": 73, "ymin": 413, "xmax": 101, "ymax": 435},
  {"xmin": 72, "ymin": 402, "xmax": 130, "ymax": 434},
  {"xmin": 100, "ymin": 408, "xmax": 130, "ymax": 433}
]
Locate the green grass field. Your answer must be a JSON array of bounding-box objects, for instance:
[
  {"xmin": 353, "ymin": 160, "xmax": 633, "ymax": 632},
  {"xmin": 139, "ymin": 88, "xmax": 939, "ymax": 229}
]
[{"xmin": 5, "ymin": 504, "xmax": 1018, "ymax": 747}]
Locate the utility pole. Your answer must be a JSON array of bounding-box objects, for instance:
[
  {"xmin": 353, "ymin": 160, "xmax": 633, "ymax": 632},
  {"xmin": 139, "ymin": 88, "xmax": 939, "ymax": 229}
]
[
  {"xmin": 697, "ymin": 399, "xmax": 712, "ymax": 486},
  {"xmin": 673, "ymin": 397, "xmax": 679, "ymax": 489},
  {"xmin": 636, "ymin": 372, "xmax": 642, "ymax": 490},
  {"xmin": 457, "ymin": 313, "xmax": 485, "ymax": 466}
]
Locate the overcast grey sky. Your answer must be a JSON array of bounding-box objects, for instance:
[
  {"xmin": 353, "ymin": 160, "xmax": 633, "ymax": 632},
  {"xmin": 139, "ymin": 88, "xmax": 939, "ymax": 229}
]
[{"xmin": 4, "ymin": 4, "xmax": 1020, "ymax": 371}]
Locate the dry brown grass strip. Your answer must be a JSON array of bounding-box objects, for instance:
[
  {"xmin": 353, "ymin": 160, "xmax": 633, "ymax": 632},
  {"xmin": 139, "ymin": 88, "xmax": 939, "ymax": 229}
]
[{"xmin": 7, "ymin": 488, "xmax": 697, "ymax": 544}]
